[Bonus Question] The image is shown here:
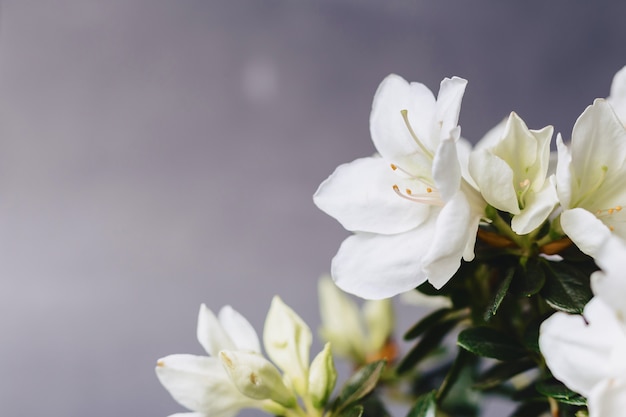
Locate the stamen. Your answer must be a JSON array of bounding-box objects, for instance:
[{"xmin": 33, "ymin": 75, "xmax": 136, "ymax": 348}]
[
  {"xmin": 390, "ymin": 163, "xmax": 398, "ymax": 171},
  {"xmin": 392, "ymin": 184, "xmax": 443, "ymax": 206},
  {"xmin": 400, "ymin": 110, "xmax": 434, "ymax": 159}
]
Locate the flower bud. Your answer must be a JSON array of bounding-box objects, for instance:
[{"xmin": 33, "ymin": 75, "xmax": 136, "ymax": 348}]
[
  {"xmin": 308, "ymin": 343, "xmax": 337, "ymax": 409},
  {"xmin": 263, "ymin": 296, "xmax": 312, "ymax": 395},
  {"xmin": 219, "ymin": 350, "xmax": 296, "ymax": 408},
  {"xmin": 363, "ymin": 299, "xmax": 394, "ymax": 355}
]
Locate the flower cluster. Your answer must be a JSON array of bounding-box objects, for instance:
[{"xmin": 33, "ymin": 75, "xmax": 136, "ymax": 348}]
[
  {"xmin": 156, "ymin": 297, "xmax": 337, "ymax": 417},
  {"xmin": 156, "ymin": 66, "xmax": 626, "ymax": 417},
  {"xmin": 314, "ymin": 67, "xmax": 626, "ymax": 301}
]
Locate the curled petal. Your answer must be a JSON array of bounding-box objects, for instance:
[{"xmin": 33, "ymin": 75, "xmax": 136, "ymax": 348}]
[
  {"xmin": 588, "ymin": 377, "xmax": 626, "ymax": 417},
  {"xmin": 469, "ymin": 149, "xmax": 519, "ymax": 214},
  {"xmin": 435, "ymin": 77, "xmax": 467, "ymax": 142}
]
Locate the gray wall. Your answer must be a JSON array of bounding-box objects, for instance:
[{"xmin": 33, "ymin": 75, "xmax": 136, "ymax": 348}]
[{"xmin": 1, "ymin": 1, "xmax": 624, "ymax": 416}]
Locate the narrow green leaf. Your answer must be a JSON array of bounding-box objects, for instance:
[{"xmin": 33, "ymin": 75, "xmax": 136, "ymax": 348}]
[
  {"xmin": 536, "ymin": 379, "xmax": 587, "ymax": 406},
  {"xmin": 457, "ymin": 326, "xmax": 526, "ymax": 361},
  {"xmin": 404, "ymin": 308, "xmax": 453, "ymax": 340},
  {"xmin": 397, "ymin": 319, "xmax": 458, "ymax": 374},
  {"xmin": 473, "ymin": 358, "xmax": 535, "ymax": 390},
  {"xmin": 484, "ymin": 267, "xmax": 514, "ymax": 321},
  {"xmin": 407, "ymin": 391, "xmax": 437, "ymax": 417},
  {"xmin": 332, "ymin": 360, "xmax": 386, "ymax": 413},
  {"xmin": 360, "ymin": 394, "xmax": 392, "ymax": 417},
  {"xmin": 334, "ymin": 404, "xmax": 363, "ymax": 417},
  {"xmin": 541, "ymin": 261, "xmax": 593, "ymax": 314}
]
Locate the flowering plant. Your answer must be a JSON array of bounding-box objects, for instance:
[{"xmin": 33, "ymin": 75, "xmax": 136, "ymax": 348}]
[{"xmin": 156, "ymin": 66, "xmax": 626, "ymax": 417}]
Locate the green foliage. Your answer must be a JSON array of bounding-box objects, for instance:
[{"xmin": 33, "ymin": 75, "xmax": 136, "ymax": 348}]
[
  {"xmin": 457, "ymin": 327, "xmax": 527, "ymax": 361},
  {"xmin": 330, "ymin": 360, "xmax": 386, "ymax": 416}
]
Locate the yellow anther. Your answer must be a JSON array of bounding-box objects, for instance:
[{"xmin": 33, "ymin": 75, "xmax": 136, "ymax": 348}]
[
  {"xmin": 617, "ymin": 206, "xmax": 623, "ymax": 211},
  {"xmin": 156, "ymin": 360, "xmax": 164, "ymax": 367},
  {"xmin": 406, "ymin": 189, "xmax": 413, "ymax": 195},
  {"xmin": 393, "ymin": 184, "xmax": 400, "ymax": 192},
  {"xmin": 426, "ymin": 187, "xmax": 433, "ymax": 193},
  {"xmin": 390, "ymin": 163, "xmax": 398, "ymax": 171},
  {"xmin": 609, "ymin": 208, "xmax": 615, "ymax": 214},
  {"xmin": 610, "ymin": 226, "xmax": 615, "ymax": 231}
]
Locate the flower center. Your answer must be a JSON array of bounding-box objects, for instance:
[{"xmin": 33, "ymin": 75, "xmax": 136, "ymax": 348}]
[
  {"xmin": 390, "ymin": 164, "xmax": 443, "ymax": 206},
  {"xmin": 596, "ymin": 205, "xmax": 623, "ymax": 231}
]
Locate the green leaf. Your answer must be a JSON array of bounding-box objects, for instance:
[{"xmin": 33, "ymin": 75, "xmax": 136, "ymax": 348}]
[
  {"xmin": 332, "ymin": 360, "xmax": 386, "ymax": 413},
  {"xmin": 397, "ymin": 319, "xmax": 458, "ymax": 374},
  {"xmin": 473, "ymin": 358, "xmax": 536, "ymax": 390},
  {"xmin": 513, "ymin": 257, "xmax": 546, "ymax": 296},
  {"xmin": 407, "ymin": 391, "xmax": 437, "ymax": 417},
  {"xmin": 404, "ymin": 308, "xmax": 453, "ymax": 340},
  {"xmin": 536, "ymin": 379, "xmax": 587, "ymax": 406},
  {"xmin": 541, "ymin": 261, "xmax": 593, "ymax": 314},
  {"xmin": 484, "ymin": 267, "xmax": 514, "ymax": 321},
  {"xmin": 360, "ymin": 394, "xmax": 391, "ymax": 417},
  {"xmin": 334, "ymin": 404, "xmax": 363, "ymax": 417},
  {"xmin": 457, "ymin": 326, "xmax": 526, "ymax": 361}
]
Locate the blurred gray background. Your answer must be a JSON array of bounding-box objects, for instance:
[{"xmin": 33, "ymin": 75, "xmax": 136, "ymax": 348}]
[{"xmin": 1, "ymin": 1, "xmax": 625, "ymax": 416}]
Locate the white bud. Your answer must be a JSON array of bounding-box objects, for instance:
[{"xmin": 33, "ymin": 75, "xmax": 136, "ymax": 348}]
[
  {"xmin": 263, "ymin": 296, "xmax": 312, "ymax": 395},
  {"xmin": 308, "ymin": 342, "xmax": 337, "ymax": 409},
  {"xmin": 219, "ymin": 350, "xmax": 296, "ymax": 408}
]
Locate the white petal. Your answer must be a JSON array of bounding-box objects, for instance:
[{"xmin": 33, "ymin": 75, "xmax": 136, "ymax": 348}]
[
  {"xmin": 370, "ymin": 74, "xmax": 436, "ymax": 162},
  {"xmin": 539, "ymin": 299, "xmax": 620, "ymax": 396},
  {"xmin": 560, "ymin": 208, "xmax": 612, "ymax": 258},
  {"xmin": 432, "ymin": 128, "xmax": 461, "ymax": 202},
  {"xmin": 331, "ymin": 222, "xmax": 435, "ymax": 300},
  {"xmin": 435, "ymin": 77, "xmax": 467, "ymax": 142},
  {"xmin": 218, "ymin": 306, "xmax": 261, "ymax": 353},
  {"xmin": 591, "ymin": 235, "xmax": 626, "ymax": 320},
  {"xmin": 469, "ymin": 149, "xmax": 519, "ymax": 214},
  {"xmin": 588, "ymin": 377, "xmax": 626, "ymax": 417},
  {"xmin": 422, "ymin": 192, "xmax": 473, "ymax": 289},
  {"xmin": 555, "ymin": 134, "xmax": 573, "ymax": 208},
  {"xmin": 608, "ymin": 65, "xmax": 626, "ymax": 124},
  {"xmin": 156, "ymin": 354, "xmax": 256, "ymax": 416},
  {"xmin": 313, "ymin": 156, "xmax": 429, "ymax": 234},
  {"xmin": 197, "ymin": 304, "xmax": 235, "ymax": 357},
  {"xmin": 569, "ymin": 100, "xmax": 626, "ymax": 207},
  {"xmin": 511, "ymin": 177, "xmax": 558, "ymax": 235}
]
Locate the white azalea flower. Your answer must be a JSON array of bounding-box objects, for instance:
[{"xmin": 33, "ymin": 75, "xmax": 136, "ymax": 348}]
[
  {"xmin": 555, "ymin": 99, "xmax": 626, "ymax": 257},
  {"xmin": 314, "ymin": 74, "xmax": 486, "ymax": 299},
  {"xmin": 156, "ymin": 305, "xmax": 268, "ymax": 417},
  {"xmin": 469, "ymin": 112, "xmax": 557, "ymax": 234},
  {"xmin": 608, "ymin": 65, "xmax": 626, "ymax": 124},
  {"xmin": 318, "ymin": 276, "xmax": 394, "ymax": 365},
  {"xmin": 539, "ymin": 236, "xmax": 626, "ymax": 417}
]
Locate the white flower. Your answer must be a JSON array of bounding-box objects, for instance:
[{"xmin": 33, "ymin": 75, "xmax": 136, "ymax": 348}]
[
  {"xmin": 263, "ymin": 296, "xmax": 312, "ymax": 396},
  {"xmin": 607, "ymin": 65, "xmax": 626, "ymax": 124},
  {"xmin": 314, "ymin": 74, "xmax": 486, "ymax": 299},
  {"xmin": 555, "ymin": 99, "xmax": 626, "ymax": 257},
  {"xmin": 469, "ymin": 112, "xmax": 557, "ymax": 234},
  {"xmin": 155, "ymin": 305, "xmax": 266, "ymax": 417},
  {"xmin": 318, "ymin": 276, "xmax": 394, "ymax": 365},
  {"xmin": 539, "ymin": 236, "xmax": 626, "ymax": 417}
]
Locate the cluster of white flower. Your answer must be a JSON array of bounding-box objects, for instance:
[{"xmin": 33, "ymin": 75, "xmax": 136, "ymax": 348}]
[
  {"xmin": 156, "ymin": 297, "xmax": 336, "ymax": 417},
  {"xmin": 540, "ymin": 235, "xmax": 626, "ymax": 417},
  {"xmin": 314, "ymin": 67, "xmax": 626, "ymax": 300},
  {"xmin": 156, "ymin": 67, "xmax": 626, "ymax": 417}
]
